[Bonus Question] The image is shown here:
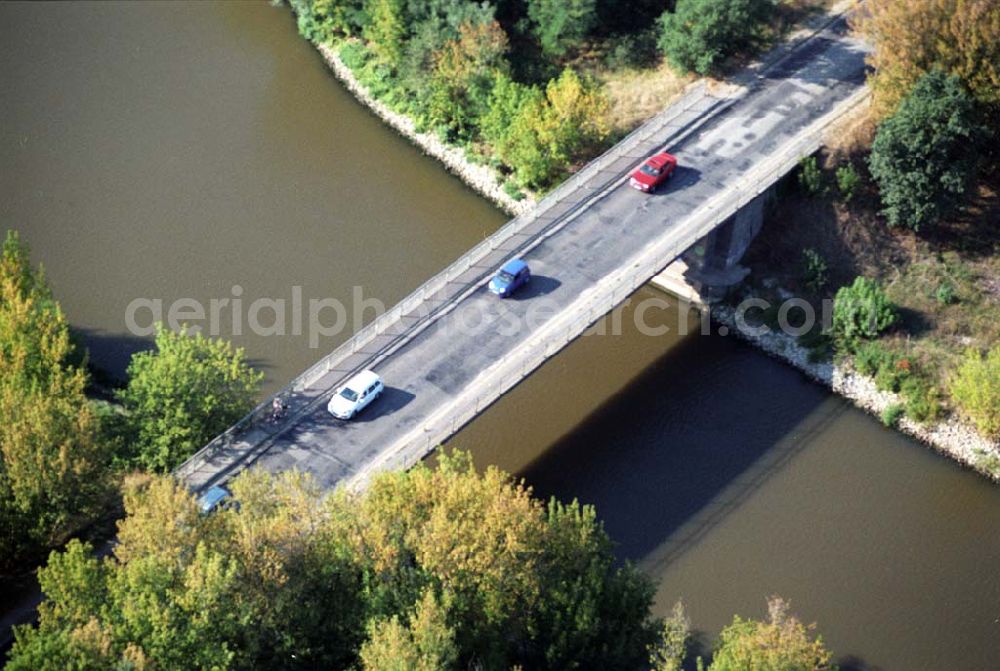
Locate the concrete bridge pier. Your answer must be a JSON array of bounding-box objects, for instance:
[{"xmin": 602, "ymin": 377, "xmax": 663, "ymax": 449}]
[{"xmin": 652, "ymin": 191, "xmax": 769, "ymax": 305}]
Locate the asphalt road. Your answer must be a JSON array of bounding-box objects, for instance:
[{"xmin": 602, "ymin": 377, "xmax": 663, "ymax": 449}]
[{"xmin": 249, "ymin": 18, "xmax": 870, "ymax": 490}]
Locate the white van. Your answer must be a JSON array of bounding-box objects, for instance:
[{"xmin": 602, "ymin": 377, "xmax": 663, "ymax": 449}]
[{"xmin": 327, "ymin": 370, "xmax": 383, "ymax": 420}]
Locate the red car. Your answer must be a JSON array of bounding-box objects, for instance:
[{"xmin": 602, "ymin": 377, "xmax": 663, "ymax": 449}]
[{"xmin": 629, "ymin": 152, "xmax": 678, "ymax": 193}]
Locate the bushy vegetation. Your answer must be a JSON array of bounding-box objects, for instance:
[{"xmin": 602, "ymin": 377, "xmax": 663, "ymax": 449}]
[
  {"xmin": 868, "ymin": 70, "xmax": 984, "ymax": 231},
  {"xmin": 832, "ymin": 277, "xmax": 897, "ymax": 346},
  {"xmin": 657, "ymin": 0, "xmax": 774, "ymax": 75},
  {"xmin": 0, "ymin": 232, "xmax": 114, "ymax": 569},
  {"xmin": 800, "ymin": 248, "xmax": 828, "ymax": 293},
  {"xmin": 798, "ymin": 155, "xmax": 824, "ymax": 195},
  {"xmin": 949, "ymin": 345, "xmax": 1000, "ymax": 439},
  {"xmin": 0, "ymin": 228, "xmax": 264, "ymax": 568},
  {"xmin": 706, "ymin": 597, "xmax": 835, "ymax": 671},
  {"xmin": 282, "ymin": 0, "xmax": 798, "ymax": 190},
  {"xmin": 9, "ymin": 453, "xmax": 659, "ymax": 670},
  {"xmin": 835, "ymin": 163, "xmax": 860, "ymax": 202},
  {"xmin": 9, "ymin": 453, "xmax": 841, "ymax": 671},
  {"xmin": 852, "ymin": 0, "xmax": 1000, "ymax": 118},
  {"xmin": 117, "ymin": 325, "xmax": 262, "ymax": 472}
]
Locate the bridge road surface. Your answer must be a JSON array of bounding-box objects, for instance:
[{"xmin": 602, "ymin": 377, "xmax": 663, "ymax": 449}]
[{"xmin": 195, "ymin": 18, "xmax": 869, "ymax": 492}]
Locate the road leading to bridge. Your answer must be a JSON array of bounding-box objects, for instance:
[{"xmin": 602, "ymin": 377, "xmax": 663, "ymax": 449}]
[{"xmin": 178, "ymin": 14, "xmax": 869, "ymax": 493}]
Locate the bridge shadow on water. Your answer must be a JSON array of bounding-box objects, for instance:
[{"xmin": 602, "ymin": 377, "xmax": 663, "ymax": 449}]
[{"xmin": 516, "ymin": 330, "xmax": 838, "ymax": 566}]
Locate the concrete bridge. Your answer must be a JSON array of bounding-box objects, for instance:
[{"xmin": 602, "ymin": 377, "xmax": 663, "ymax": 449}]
[{"xmin": 177, "ymin": 14, "xmax": 870, "ymax": 493}]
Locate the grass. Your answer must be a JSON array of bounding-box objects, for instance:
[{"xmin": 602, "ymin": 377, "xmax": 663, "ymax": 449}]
[{"xmin": 741, "ymin": 106, "xmax": 1000, "ymax": 429}]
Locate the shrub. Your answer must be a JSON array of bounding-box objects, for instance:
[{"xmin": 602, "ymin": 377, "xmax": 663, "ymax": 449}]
[
  {"xmin": 605, "ymin": 29, "xmax": 659, "ymax": 70},
  {"xmin": 707, "ymin": 597, "xmax": 834, "ymax": 671},
  {"xmin": 800, "ymin": 248, "xmax": 828, "ymax": 293},
  {"xmin": 935, "ymin": 280, "xmax": 956, "ymax": 305},
  {"xmin": 503, "ymin": 179, "xmax": 526, "ymax": 201},
  {"xmin": 874, "ymin": 355, "xmax": 911, "ymax": 393},
  {"xmin": 832, "ymin": 277, "xmax": 898, "ymax": 347},
  {"xmin": 527, "ymin": 0, "xmax": 598, "ymax": 58},
  {"xmin": 339, "ymin": 39, "xmax": 370, "ymax": 72},
  {"xmin": 949, "ymin": 346, "xmax": 1000, "ymax": 439},
  {"xmin": 972, "ymin": 449, "xmax": 1000, "ymax": 479},
  {"xmin": 798, "ymin": 155, "xmax": 823, "ymax": 195},
  {"xmin": 881, "ymin": 404, "xmax": 905, "ymax": 427},
  {"xmin": 868, "ymin": 70, "xmax": 982, "ymax": 231},
  {"xmin": 835, "ymin": 164, "xmax": 860, "ymax": 202},
  {"xmin": 901, "ymin": 376, "xmax": 941, "ymax": 423},
  {"xmin": 853, "ymin": 341, "xmax": 894, "ymax": 377},
  {"xmin": 798, "ymin": 323, "xmax": 832, "ymax": 363},
  {"xmin": 657, "ymin": 0, "xmax": 774, "ymax": 75}
]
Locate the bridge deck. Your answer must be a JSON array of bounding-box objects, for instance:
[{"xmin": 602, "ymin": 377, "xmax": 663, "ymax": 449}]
[{"xmin": 177, "ymin": 15, "xmax": 869, "ymax": 493}]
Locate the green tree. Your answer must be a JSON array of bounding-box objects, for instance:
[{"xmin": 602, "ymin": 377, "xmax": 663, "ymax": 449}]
[
  {"xmin": 526, "ymin": 0, "xmax": 598, "ymax": 58},
  {"xmin": 949, "ymin": 345, "xmax": 1000, "ymax": 439},
  {"xmin": 117, "ymin": 324, "xmax": 262, "ymax": 472},
  {"xmin": 289, "ymin": 0, "xmax": 367, "ymax": 42},
  {"xmin": 12, "ymin": 453, "xmax": 658, "ymax": 670},
  {"xmin": 425, "ymin": 20, "xmax": 509, "ymax": 139},
  {"xmin": 0, "ymin": 231, "xmax": 111, "ymax": 568},
  {"xmin": 868, "ymin": 70, "xmax": 982, "ymax": 231},
  {"xmin": 484, "ymin": 69, "xmax": 609, "ymax": 189},
  {"xmin": 658, "ymin": 0, "xmax": 774, "ymax": 75},
  {"xmin": 708, "ymin": 597, "xmax": 835, "ymax": 671},
  {"xmin": 360, "ymin": 589, "xmax": 459, "ymax": 671},
  {"xmin": 832, "ymin": 277, "xmax": 897, "ymax": 347},
  {"xmin": 365, "ymin": 0, "xmax": 407, "ymax": 67},
  {"xmin": 649, "ymin": 601, "xmax": 691, "ymax": 671}
]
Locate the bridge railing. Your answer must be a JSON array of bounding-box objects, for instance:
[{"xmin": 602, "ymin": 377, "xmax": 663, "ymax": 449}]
[
  {"xmin": 346, "ymin": 85, "xmax": 872, "ymax": 488},
  {"xmin": 175, "ymin": 82, "xmax": 718, "ymax": 486}
]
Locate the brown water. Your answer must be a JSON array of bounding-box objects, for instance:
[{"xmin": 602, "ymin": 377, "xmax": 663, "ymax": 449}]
[
  {"xmin": 2, "ymin": 3, "xmax": 999, "ymax": 670},
  {"xmin": 0, "ymin": 0, "xmax": 505, "ymax": 390}
]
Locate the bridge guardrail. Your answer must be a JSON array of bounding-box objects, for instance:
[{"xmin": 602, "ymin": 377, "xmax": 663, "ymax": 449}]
[
  {"xmin": 346, "ymin": 85, "xmax": 872, "ymax": 488},
  {"xmin": 174, "ymin": 82, "xmax": 721, "ymax": 486}
]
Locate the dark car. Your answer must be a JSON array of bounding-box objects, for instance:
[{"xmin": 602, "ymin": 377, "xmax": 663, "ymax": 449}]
[
  {"xmin": 488, "ymin": 258, "xmax": 531, "ymax": 297},
  {"xmin": 629, "ymin": 152, "xmax": 678, "ymax": 193},
  {"xmin": 197, "ymin": 485, "xmax": 233, "ymax": 514}
]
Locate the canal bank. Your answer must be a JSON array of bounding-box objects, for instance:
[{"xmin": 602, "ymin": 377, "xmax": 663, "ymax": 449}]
[
  {"xmin": 712, "ymin": 303, "xmax": 1000, "ymax": 482},
  {"xmin": 2, "ymin": 3, "xmax": 999, "ymax": 669}
]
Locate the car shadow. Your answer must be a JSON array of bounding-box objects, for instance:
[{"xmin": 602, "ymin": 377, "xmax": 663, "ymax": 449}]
[
  {"xmin": 351, "ymin": 386, "xmax": 416, "ymax": 423},
  {"xmin": 511, "ymin": 275, "xmax": 562, "ymax": 301},
  {"xmin": 654, "ymin": 165, "xmax": 702, "ymax": 196}
]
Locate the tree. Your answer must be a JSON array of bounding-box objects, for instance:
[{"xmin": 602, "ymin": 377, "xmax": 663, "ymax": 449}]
[
  {"xmin": 868, "ymin": 70, "xmax": 982, "ymax": 231},
  {"xmin": 708, "ymin": 597, "xmax": 835, "ymax": 671},
  {"xmin": 360, "ymin": 590, "xmax": 459, "ymax": 671},
  {"xmin": 526, "ymin": 0, "xmax": 598, "ymax": 59},
  {"xmin": 425, "ymin": 20, "xmax": 510, "ymax": 139},
  {"xmin": 658, "ymin": 0, "xmax": 774, "ymax": 75},
  {"xmin": 948, "ymin": 345, "xmax": 1000, "ymax": 439},
  {"xmin": 852, "ymin": 0, "xmax": 1000, "ymax": 117},
  {"xmin": 117, "ymin": 324, "xmax": 262, "ymax": 472},
  {"xmin": 289, "ymin": 0, "xmax": 367, "ymax": 42},
  {"xmin": 832, "ymin": 276, "xmax": 897, "ymax": 346},
  {"xmin": 365, "ymin": 0, "xmax": 407, "ymax": 67},
  {"xmin": 0, "ymin": 231, "xmax": 111, "ymax": 568},
  {"xmin": 11, "ymin": 452, "xmax": 659, "ymax": 670},
  {"xmin": 649, "ymin": 601, "xmax": 691, "ymax": 671},
  {"xmin": 484, "ymin": 69, "xmax": 609, "ymax": 189}
]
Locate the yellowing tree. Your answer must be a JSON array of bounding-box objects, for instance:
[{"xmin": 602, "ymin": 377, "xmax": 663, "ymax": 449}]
[
  {"xmin": 0, "ymin": 231, "xmax": 110, "ymax": 567},
  {"xmin": 853, "ymin": 0, "xmax": 1000, "ymax": 117}
]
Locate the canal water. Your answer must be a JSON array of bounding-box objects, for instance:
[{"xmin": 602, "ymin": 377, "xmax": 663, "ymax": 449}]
[{"xmin": 2, "ymin": 3, "xmax": 998, "ymax": 670}]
